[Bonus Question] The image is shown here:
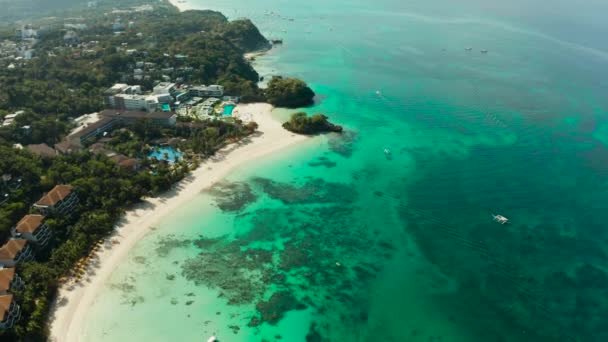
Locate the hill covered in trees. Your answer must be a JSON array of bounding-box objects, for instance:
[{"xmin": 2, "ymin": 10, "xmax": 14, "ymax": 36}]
[
  {"xmin": 0, "ymin": 6, "xmax": 270, "ymax": 145},
  {"xmin": 282, "ymin": 112, "xmax": 343, "ymax": 135},
  {"xmin": 265, "ymin": 76, "xmax": 316, "ymax": 108}
]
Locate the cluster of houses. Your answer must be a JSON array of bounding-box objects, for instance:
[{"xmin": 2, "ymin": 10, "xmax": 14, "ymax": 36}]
[
  {"xmin": 1, "ymin": 25, "xmax": 39, "ymax": 70},
  {"xmin": 0, "ymin": 185, "xmax": 79, "ymax": 330},
  {"xmin": 23, "ymin": 109, "xmax": 177, "ymax": 162},
  {"xmin": 114, "ymin": 47, "xmax": 196, "ymax": 83}
]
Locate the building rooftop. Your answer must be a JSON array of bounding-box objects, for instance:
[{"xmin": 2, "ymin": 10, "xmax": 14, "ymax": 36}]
[
  {"xmin": 15, "ymin": 214, "xmax": 45, "ymax": 234},
  {"xmin": 109, "ymin": 154, "xmax": 139, "ymax": 169},
  {"xmin": 104, "ymin": 83, "xmax": 129, "ymax": 95},
  {"xmin": 153, "ymin": 82, "xmax": 176, "ymax": 94},
  {"xmin": 0, "ymin": 268, "xmax": 16, "ymax": 292},
  {"xmin": 35, "ymin": 185, "xmax": 74, "ymax": 207},
  {"xmin": 0, "ymin": 240, "xmax": 27, "ymax": 260},
  {"xmin": 0, "ymin": 294, "xmax": 14, "ymax": 321},
  {"xmin": 70, "ymin": 117, "xmax": 114, "ymax": 140},
  {"xmin": 26, "ymin": 143, "xmax": 57, "ymax": 158},
  {"xmin": 191, "ymin": 84, "xmax": 223, "ymax": 91},
  {"xmin": 99, "ymin": 109, "xmax": 176, "ymax": 120},
  {"xmin": 54, "ymin": 139, "xmax": 82, "ymax": 154}
]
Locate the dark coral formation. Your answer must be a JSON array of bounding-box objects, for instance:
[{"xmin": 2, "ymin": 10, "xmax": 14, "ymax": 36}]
[
  {"xmin": 327, "ymin": 130, "xmax": 358, "ymax": 158},
  {"xmin": 251, "ymin": 177, "xmax": 356, "ymax": 205},
  {"xmin": 305, "ymin": 323, "xmax": 324, "ymax": 342},
  {"xmin": 254, "ymin": 291, "xmax": 306, "ymax": 325},
  {"xmin": 178, "ymin": 176, "xmax": 394, "ymax": 334},
  {"xmin": 308, "ymin": 156, "xmax": 337, "ymax": 168},
  {"xmin": 193, "ymin": 236, "xmax": 223, "ymax": 249},
  {"xmin": 206, "ymin": 181, "xmax": 258, "ymax": 212},
  {"xmin": 181, "ymin": 245, "xmax": 271, "ymax": 305},
  {"xmin": 155, "ymin": 234, "xmax": 192, "ymax": 257}
]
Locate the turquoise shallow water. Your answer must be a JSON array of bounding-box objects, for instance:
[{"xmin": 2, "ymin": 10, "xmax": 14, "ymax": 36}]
[{"xmin": 83, "ymin": 1, "xmax": 608, "ymax": 341}]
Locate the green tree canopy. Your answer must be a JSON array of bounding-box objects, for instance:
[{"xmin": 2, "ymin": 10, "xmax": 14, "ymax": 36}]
[
  {"xmin": 282, "ymin": 112, "xmax": 343, "ymax": 135},
  {"xmin": 264, "ymin": 77, "xmax": 315, "ymax": 108}
]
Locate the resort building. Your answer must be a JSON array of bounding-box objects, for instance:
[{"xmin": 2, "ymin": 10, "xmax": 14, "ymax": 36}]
[
  {"xmin": 56, "ymin": 110, "xmax": 178, "ymax": 150},
  {"xmin": 175, "ymin": 91, "xmax": 191, "ymax": 104},
  {"xmin": 112, "ymin": 94, "xmax": 159, "ymax": 112},
  {"xmin": 68, "ymin": 117, "xmax": 115, "ymax": 146},
  {"xmin": 0, "ymin": 268, "xmax": 24, "ymax": 295},
  {"xmin": 189, "ymin": 85, "xmax": 224, "ymax": 98},
  {"xmin": 99, "ymin": 110, "xmax": 177, "ymax": 127},
  {"xmin": 33, "ymin": 185, "xmax": 79, "ymax": 216},
  {"xmin": 153, "ymin": 82, "xmax": 177, "ymax": 96},
  {"xmin": 0, "ymin": 294, "xmax": 20, "ymax": 330},
  {"xmin": 12, "ymin": 214, "xmax": 52, "ymax": 248},
  {"xmin": 196, "ymin": 97, "xmax": 221, "ymax": 116},
  {"xmin": 104, "ymin": 83, "xmax": 143, "ymax": 108},
  {"xmin": 0, "ymin": 240, "xmax": 34, "ymax": 268}
]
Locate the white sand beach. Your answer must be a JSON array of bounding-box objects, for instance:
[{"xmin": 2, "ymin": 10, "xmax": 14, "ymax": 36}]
[{"xmin": 48, "ymin": 103, "xmax": 308, "ymax": 342}]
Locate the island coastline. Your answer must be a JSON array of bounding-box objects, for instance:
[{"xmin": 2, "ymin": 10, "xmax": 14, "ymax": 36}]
[{"xmin": 48, "ymin": 103, "xmax": 309, "ymax": 342}]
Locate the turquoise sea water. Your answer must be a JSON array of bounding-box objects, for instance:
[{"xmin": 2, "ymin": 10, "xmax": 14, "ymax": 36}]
[{"xmin": 83, "ymin": 0, "xmax": 608, "ymax": 341}]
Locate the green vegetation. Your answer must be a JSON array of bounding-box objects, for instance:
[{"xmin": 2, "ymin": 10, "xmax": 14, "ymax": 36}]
[
  {"xmin": 282, "ymin": 112, "xmax": 343, "ymax": 135},
  {"xmin": 0, "ymin": 2, "xmax": 269, "ymax": 341},
  {"xmin": 265, "ymin": 76, "xmax": 316, "ymax": 108},
  {"xmin": 0, "ymin": 6, "xmax": 270, "ymax": 145},
  {"xmin": 1, "ymin": 111, "xmax": 69, "ymax": 146},
  {"xmin": 0, "ymin": 2, "xmax": 320, "ymax": 338},
  {"xmin": 0, "ymin": 115, "xmax": 256, "ymax": 341},
  {"xmin": 220, "ymin": 19, "xmax": 272, "ymax": 52},
  {"xmin": 0, "ymin": 0, "xmax": 152, "ymax": 22}
]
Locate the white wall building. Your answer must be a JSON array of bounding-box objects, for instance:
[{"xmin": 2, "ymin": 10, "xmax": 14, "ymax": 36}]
[
  {"xmin": 189, "ymin": 85, "xmax": 224, "ymax": 98},
  {"xmin": 153, "ymin": 82, "xmax": 176, "ymax": 96}
]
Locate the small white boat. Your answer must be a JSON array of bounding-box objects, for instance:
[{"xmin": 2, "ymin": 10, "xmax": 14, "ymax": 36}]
[
  {"xmin": 492, "ymin": 214, "xmax": 508, "ymax": 224},
  {"xmin": 384, "ymin": 148, "xmax": 391, "ymax": 155},
  {"xmin": 481, "ymin": 49, "xmax": 488, "ymax": 54},
  {"xmin": 207, "ymin": 336, "xmax": 217, "ymax": 342},
  {"xmin": 465, "ymin": 47, "xmax": 473, "ymax": 51},
  {"xmin": 375, "ymin": 90, "xmax": 382, "ymax": 96}
]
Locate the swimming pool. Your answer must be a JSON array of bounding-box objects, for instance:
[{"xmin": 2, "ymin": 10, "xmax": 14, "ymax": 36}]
[
  {"xmin": 148, "ymin": 146, "xmax": 183, "ymax": 164},
  {"xmin": 223, "ymin": 104, "xmax": 235, "ymax": 116}
]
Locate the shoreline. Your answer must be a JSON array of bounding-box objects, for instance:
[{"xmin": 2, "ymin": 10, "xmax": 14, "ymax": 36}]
[
  {"xmin": 48, "ymin": 103, "xmax": 308, "ymax": 342},
  {"xmin": 167, "ymin": 0, "xmax": 192, "ymax": 12}
]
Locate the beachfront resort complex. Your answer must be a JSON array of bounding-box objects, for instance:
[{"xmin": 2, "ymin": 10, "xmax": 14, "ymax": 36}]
[
  {"xmin": 103, "ymin": 82, "xmax": 232, "ymax": 117},
  {"xmin": 0, "ymin": 1, "xmax": 312, "ymax": 339}
]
